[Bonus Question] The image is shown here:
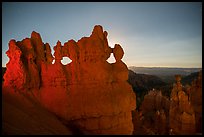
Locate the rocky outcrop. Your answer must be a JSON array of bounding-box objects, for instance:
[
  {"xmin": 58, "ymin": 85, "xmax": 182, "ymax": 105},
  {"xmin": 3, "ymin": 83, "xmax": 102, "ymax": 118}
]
[
  {"xmin": 3, "ymin": 40, "xmax": 27, "ymax": 90},
  {"xmin": 169, "ymin": 75, "xmax": 196, "ymax": 135},
  {"xmin": 188, "ymin": 71, "xmax": 202, "ymax": 133},
  {"xmin": 133, "ymin": 90, "xmax": 169, "ymax": 135},
  {"xmin": 2, "ymin": 25, "xmax": 136, "ymax": 135},
  {"xmin": 131, "ymin": 72, "xmax": 202, "ymax": 135},
  {"xmin": 127, "ymin": 70, "xmax": 167, "ymax": 109}
]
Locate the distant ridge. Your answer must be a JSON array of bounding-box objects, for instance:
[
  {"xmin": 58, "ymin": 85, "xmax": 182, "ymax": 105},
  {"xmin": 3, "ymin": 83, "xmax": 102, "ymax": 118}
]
[{"xmin": 128, "ymin": 66, "xmax": 201, "ymax": 76}]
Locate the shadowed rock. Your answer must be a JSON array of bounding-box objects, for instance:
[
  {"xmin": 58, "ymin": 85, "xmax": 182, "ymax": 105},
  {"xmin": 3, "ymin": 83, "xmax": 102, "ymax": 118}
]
[{"xmin": 169, "ymin": 75, "xmax": 196, "ymax": 135}]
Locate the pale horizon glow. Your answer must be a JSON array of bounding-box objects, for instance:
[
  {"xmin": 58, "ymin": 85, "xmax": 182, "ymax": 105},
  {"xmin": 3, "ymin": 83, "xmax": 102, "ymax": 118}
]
[{"xmin": 2, "ymin": 2, "xmax": 202, "ymax": 68}]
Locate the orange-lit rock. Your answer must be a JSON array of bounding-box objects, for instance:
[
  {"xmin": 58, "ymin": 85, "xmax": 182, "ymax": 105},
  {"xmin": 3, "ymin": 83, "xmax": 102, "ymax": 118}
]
[
  {"xmin": 112, "ymin": 44, "xmax": 129, "ymax": 82},
  {"xmin": 45, "ymin": 43, "xmax": 54, "ymax": 64},
  {"xmin": 16, "ymin": 38, "xmax": 40, "ymax": 89},
  {"xmin": 169, "ymin": 75, "xmax": 196, "ymax": 135},
  {"xmin": 30, "ymin": 31, "xmax": 46, "ymax": 68},
  {"xmin": 3, "ymin": 40, "xmax": 27, "ymax": 90},
  {"xmin": 3, "ymin": 25, "xmax": 136, "ymax": 135}
]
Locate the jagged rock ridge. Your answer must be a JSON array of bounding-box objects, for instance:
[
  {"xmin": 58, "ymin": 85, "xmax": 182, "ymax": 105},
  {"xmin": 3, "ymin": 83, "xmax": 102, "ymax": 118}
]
[
  {"xmin": 2, "ymin": 25, "xmax": 136, "ymax": 135},
  {"xmin": 132, "ymin": 71, "xmax": 202, "ymax": 135}
]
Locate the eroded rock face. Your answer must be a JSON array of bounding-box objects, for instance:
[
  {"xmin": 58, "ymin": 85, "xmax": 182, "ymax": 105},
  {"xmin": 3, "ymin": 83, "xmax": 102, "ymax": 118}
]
[
  {"xmin": 169, "ymin": 75, "xmax": 196, "ymax": 135},
  {"xmin": 137, "ymin": 90, "xmax": 169, "ymax": 135},
  {"xmin": 3, "ymin": 40, "xmax": 27, "ymax": 90},
  {"xmin": 188, "ymin": 71, "xmax": 202, "ymax": 133},
  {"xmin": 132, "ymin": 73, "xmax": 202, "ymax": 135},
  {"xmin": 3, "ymin": 25, "xmax": 136, "ymax": 135}
]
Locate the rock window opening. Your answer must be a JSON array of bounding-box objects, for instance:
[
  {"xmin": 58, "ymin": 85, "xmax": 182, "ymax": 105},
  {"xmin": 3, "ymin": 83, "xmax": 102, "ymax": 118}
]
[
  {"xmin": 61, "ymin": 57, "xmax": 72, "ymax": 65},
  {"xmin": 106, "ymin": 53, "xmax": 116, "ymax": 63}
]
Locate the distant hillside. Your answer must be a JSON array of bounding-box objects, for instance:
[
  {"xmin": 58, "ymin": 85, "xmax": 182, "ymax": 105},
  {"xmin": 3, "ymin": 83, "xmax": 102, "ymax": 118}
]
[
  {"xmin": 129, "ymin": 66, "xmax": 201, "ymax": 84},
  {"xmin": 158, "ymin": 70, "xmax": 202, "ymax": 101},
  {"xmin": 181, "ymin": 71, "xmax": 200, "ymax": 85},
  {"xmin": 128, "ymin": 70, "xmax": 167, "ymax": 93},
  {"xmin": 127, "ymin": 69, "xmax": 202, "ymax": 108},
  {"xmin": 128, "ymin": 70, "xmax": 167, "ymax": 108},
  {"xmin": 129, "ymin": 66, "xmax": 201, "ymax": 76}
]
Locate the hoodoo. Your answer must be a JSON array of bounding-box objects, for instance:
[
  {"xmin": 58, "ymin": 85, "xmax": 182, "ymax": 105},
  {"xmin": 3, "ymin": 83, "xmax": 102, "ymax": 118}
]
[{"xmin": 3, "ymin": 25, "xmax": 136, "ymax": 135}]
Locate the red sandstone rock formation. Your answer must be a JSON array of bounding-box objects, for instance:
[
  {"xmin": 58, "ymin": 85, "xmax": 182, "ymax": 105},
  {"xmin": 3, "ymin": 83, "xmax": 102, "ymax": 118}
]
[
  {"xmin": 132, "ymin": 72, "xmax": 202, "ymax": 135},
  {"xmin": 2, "ymin": 25, "xmax": 136, "ymax": 135},
  {"xmin": 169, "ymin": 75, "xmax": 196, "ymax": 135},
  {"xmin": 133, "ymin": 90, "xmax": 169, "ymax": 135},
  {"xmin": 3, "ymin": 40, "xmax": 27, "ymax": 90},
  {"xmin": 188, "ymin": 71, "xmax": 202, "ymax": 133}
]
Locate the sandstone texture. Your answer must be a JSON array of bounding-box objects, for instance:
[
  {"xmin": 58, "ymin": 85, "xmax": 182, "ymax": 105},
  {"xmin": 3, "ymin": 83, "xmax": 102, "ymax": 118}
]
[
  {"xmin": 169, "ymin": 75, "xmax": 196, "ymax": 135},
  {"xmin": 137, "ymin": 90, "xmax": 169, "ymax": 135},
  {"xmin": 188, "ymin": 71, "xmax": 202, "ymax": 133},
  {"xmin": 132, "ymin": 72, "xmax": 202, "ymax": 135},
  {"xmin": 2, "ymin": 25, "xmax": 136, "ymax": 135}
]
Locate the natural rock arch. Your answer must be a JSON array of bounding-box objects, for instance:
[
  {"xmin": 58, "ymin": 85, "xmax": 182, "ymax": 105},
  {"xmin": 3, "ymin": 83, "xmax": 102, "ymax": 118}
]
[
  {"xmin": 3, "ymin": 25, "xmax": 136, "ymax": 135},
  {"xmin": 106, "ymin": 52, "xmax": 116, "ymax": 63}
]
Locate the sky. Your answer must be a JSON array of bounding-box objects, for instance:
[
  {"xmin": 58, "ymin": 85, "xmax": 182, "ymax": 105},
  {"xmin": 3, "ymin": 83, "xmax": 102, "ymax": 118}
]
[{"xmin": 2, "ymin": 2, "xmax": 202, "ymax": 68}]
